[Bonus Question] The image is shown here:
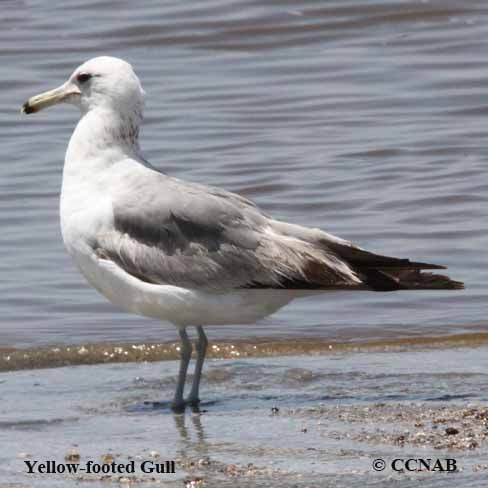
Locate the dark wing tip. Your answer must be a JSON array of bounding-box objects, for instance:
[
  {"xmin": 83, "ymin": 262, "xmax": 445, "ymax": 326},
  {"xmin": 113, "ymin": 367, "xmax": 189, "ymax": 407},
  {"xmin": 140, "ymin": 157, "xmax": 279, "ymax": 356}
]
[
  {"xmin": 361, "ymin": 261, "xmax": 447, "ymax": 271},
  {"xmin": 408, "ymin": 261, "xmax": 446, "ymax": 270},
  {"xmin": 449, "ymin": 279, "xmax": 465, "ymax": 290}
]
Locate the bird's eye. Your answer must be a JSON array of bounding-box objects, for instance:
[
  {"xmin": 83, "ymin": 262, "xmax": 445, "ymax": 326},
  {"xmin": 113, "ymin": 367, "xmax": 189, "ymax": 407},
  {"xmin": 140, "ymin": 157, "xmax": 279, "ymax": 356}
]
[{"xmin": 77, "ymin": 73, "xmax": 92, "ymax": 84}]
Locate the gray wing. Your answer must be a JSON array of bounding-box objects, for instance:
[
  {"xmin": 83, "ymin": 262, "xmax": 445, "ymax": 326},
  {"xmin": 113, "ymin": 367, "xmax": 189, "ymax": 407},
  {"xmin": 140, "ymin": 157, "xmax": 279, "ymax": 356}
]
[{"xmin": 95, "ymin": 168, "xmax": 362, "ymax": 292}]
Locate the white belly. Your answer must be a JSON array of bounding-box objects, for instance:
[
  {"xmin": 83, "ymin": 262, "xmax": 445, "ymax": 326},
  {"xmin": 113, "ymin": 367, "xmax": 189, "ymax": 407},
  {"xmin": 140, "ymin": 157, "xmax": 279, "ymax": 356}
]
[{"xmin": 70, "ymin": 248, "xmax": 298, "ymax": 327}]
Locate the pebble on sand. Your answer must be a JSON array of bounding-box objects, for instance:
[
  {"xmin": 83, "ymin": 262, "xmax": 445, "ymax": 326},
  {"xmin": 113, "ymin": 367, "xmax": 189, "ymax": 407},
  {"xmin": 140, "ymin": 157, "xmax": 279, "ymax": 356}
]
[{"xmin": 65, "ymin": 449, "xmax": 80, "ymax": 462}]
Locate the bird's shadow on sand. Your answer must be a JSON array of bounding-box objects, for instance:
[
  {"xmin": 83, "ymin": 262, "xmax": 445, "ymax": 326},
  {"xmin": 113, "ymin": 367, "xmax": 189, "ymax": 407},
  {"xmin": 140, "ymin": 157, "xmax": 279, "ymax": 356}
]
[
  {"xmin": 125, "ymin": 399, "xmax": 220, "ymax": 414},
  {"xmin": 123, "ymin": 391, "xmax": 356, "ymax": 416}
]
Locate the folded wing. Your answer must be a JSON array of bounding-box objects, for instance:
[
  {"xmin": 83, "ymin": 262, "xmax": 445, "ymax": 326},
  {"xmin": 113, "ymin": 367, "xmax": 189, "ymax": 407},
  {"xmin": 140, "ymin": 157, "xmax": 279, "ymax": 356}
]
[{"xmin": 94, "ymin": 168, "xmax": 463, "ymax": 292}]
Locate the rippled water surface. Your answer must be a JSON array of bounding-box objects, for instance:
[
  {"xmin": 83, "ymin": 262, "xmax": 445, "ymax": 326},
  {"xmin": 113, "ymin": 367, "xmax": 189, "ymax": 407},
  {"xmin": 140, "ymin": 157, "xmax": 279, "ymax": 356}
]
[{"xmin": 1, "ymin": 0, "xmax": 487, "ymax": 349}]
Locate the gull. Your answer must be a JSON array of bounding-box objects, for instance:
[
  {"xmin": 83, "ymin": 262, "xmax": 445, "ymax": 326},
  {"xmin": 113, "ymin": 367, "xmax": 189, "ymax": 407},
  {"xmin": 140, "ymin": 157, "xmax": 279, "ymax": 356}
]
[{"xmin": 22, "ymin": 57, "xmax": 463, "ymax": 411}]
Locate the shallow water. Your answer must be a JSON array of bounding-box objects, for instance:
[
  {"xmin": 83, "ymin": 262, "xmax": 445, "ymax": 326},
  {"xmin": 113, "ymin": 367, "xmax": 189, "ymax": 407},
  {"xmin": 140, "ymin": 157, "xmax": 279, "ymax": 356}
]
[
  {"xmin": 1, "ymin": 0, "xmax": 488, "ymax": 350},
  {"xmin": 2, "ymin": 347, "xmax": 488, "ymax": 487}
]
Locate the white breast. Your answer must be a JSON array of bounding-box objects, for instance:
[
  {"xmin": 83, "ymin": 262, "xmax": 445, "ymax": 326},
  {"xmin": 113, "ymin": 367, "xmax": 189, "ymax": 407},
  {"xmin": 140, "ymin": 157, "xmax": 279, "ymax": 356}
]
[{"xmin": 59, "ymin": 138, "xmax": 303, "ymax": 328}]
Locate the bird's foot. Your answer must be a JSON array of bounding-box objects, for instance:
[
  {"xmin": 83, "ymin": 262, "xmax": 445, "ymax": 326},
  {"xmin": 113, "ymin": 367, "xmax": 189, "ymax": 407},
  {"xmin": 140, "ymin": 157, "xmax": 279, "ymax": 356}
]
[
  {"xmin": 185, "ymin": 396, "xmax": 200, "ymax": 407},
  {"xmin": 185, "ymin": 396, "xmax": 203, "ymax": 413},
  {"xmin": 171, "ymin": 400, "xmax": 186, "ymax": 414},
  {"xmin": 171, "ymin": 399, "xmax": 203, "ymax": 414}
]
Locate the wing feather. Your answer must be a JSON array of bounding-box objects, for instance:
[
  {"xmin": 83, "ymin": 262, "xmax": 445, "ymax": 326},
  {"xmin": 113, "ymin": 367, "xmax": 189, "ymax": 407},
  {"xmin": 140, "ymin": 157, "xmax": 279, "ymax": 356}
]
[{"xmin": 95, "ymin": 170, "xmax": 361, "ymax": 291}]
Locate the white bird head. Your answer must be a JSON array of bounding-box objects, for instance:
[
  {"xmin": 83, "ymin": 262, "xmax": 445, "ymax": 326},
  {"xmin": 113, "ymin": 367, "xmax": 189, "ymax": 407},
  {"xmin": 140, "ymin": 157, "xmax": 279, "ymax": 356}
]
[{"xmin": 22, "ymin": 56, "xmax": 145, "ymax": 117}]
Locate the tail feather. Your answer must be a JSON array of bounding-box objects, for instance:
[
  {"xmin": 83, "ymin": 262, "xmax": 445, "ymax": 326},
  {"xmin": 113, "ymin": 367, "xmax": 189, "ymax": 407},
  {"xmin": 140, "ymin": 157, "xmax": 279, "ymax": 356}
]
[
  {"xmin": 325, "ymin": 245, "xmax": 464, "ymax": 291},
  {"xmin": 360, "ymin": 268, "xmax": 464, "ymax": 291}
]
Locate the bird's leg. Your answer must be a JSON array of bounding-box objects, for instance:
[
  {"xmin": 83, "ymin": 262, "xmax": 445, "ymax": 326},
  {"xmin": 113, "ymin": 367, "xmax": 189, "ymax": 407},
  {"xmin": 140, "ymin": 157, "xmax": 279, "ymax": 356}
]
[
  {"xmin": 186, "ymin": 326, "xmax": 208, "ymax": 407},
  {"xmin": 172, "ymin": 328, "xmax": 192, "ymax": 412}
]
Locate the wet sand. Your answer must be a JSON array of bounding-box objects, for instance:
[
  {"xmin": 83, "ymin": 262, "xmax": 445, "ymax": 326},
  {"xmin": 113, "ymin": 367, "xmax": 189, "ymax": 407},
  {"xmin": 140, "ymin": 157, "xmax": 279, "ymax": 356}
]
[
  {"xmin": 3, "ymin": 331, "xmax": 488, "ymax": 372},
  {"xmin": 2, "ymin": 345, "xmax": 488, "ymax": 487}
]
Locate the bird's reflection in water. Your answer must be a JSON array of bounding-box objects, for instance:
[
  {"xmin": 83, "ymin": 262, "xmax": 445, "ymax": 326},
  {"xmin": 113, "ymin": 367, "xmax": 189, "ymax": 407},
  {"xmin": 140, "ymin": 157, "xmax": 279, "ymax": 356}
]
[{"xmin": 173, "ymin": 409, "xmax": 208, "ymax": 459}]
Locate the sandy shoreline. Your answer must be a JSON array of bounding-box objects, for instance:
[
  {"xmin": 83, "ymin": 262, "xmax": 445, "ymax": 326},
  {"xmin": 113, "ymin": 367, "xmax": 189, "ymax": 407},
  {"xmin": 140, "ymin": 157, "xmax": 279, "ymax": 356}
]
[
  {"xmin": 2, "ymin": 346, "xmax": 488, "ymax": 487},
  {"xmin": 3, "ymin": 331, "xmax": 488, "ymax": 373}
]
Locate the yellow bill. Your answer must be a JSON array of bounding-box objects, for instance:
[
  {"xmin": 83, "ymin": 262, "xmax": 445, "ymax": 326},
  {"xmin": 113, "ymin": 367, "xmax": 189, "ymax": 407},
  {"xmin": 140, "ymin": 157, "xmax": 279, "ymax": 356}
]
[{"xmin": 21, "ymin": 83, "xmax": 80, "ymax": 114}]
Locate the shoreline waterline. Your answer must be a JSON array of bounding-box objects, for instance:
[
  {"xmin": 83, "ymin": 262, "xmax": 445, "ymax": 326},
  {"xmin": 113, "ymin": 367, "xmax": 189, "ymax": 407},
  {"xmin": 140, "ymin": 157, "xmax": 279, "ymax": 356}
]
[{"xmin": 2, "ymin": 330, "xmax": 488, "ymax": 373}]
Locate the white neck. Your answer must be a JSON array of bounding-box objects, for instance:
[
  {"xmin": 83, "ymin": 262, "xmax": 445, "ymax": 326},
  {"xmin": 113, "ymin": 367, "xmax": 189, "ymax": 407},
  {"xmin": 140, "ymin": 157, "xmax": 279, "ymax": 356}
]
[{"xmin": 63, "ymin": 107, "xmax": 143, "ymax": 186}]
